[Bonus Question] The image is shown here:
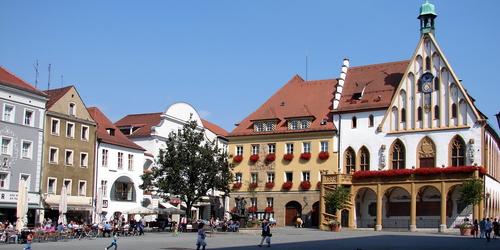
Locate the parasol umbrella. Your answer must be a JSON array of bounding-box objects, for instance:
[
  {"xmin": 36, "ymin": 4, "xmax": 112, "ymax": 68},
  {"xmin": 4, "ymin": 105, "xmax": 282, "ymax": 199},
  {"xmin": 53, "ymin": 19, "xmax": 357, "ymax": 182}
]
[
  {"xmin": 95, "ymin": 187, "xmax": 103, "ymax": 224},
  {"xmin": 123, "ymin": 206, "xmax": 159, "ymax": 215},
  {"xmin": 16, "ymin": 178, "xmax": 28, "ymax": 231},
  {"xmin": 58, "ymin": 185, "xmax": 67, "ymax": 225}
]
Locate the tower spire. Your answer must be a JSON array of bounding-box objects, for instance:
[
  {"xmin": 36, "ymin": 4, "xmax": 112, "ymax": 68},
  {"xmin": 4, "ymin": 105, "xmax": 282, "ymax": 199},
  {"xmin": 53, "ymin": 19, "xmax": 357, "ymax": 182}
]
[{"xmin": 418, "ymin": 0, "xmax": 437, "ymax": 36}]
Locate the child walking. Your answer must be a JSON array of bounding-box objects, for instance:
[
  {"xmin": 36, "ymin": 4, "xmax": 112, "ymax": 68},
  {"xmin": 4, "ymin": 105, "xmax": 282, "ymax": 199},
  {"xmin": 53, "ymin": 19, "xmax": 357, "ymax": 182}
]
[
  {"xmin": 173, "ymin": 224, "xmax": 179, "ymax": 236},
  {"xmin": 105, "ymin": 233, "xmax": 119, "ymax": 250},
  {"xmin": 196, "ymin": 222, "xmax": 207, "ymax": 250},
  {"xmin": 23, "ymin": 233, "xmax": 32, "ymax": 250}
]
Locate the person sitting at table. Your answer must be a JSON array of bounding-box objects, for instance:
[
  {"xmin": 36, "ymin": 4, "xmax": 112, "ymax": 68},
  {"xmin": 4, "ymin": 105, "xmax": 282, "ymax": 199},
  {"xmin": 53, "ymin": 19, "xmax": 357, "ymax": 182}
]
[
  {"xmin": 103, "ymin": 221, "xmax": 112, "ymax": 237},
  {"xmin": 6, "ymin": 229, "xmax": 19, "ymax": 244},
  {"xmin": 57, "ymin": 222, "xmax": 65, "ymax": 232}
]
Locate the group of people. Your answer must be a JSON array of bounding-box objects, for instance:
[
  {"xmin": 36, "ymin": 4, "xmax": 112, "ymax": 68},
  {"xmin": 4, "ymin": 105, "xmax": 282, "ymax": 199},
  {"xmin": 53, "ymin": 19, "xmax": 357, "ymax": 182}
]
[{"xmin": 471, "ymin": 217, "xmax": 500, "ymax": 242}]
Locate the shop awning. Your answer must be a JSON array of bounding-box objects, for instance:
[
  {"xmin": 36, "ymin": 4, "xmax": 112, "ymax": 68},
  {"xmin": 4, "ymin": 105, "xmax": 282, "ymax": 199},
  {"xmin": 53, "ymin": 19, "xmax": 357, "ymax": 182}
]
[
  {"xmin": 0, "ymin": 203, "xmax": 43, "ymax": 209},
  {"xmin": 47, "ymin": 203, "xmax": 94, "ymax": 211}
]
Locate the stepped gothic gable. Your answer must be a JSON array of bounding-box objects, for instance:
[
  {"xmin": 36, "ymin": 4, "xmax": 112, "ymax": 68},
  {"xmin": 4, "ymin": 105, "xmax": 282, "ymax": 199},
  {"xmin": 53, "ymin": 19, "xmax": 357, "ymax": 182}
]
[{"xmin": 379, "ymin": 33, "xmax": 485, "ymax": 133}]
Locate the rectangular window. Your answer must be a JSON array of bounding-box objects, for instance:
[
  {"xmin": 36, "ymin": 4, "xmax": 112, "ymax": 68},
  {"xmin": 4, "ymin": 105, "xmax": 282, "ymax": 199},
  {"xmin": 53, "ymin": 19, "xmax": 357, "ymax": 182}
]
[
  {"xmin": 102, "ymin": 149, "xmax": 108, "ymax": 167},
  {"xmin": 285, "ymin": 172, "xmax": 293, "ymax": 182},
  {"xmin": 291, "ymin": 120, "xmax": 299, "ymax": 130},
  {"xmin": 301, "ymin": 120, "xmax": 309, "ymax": 129},
  {"xmin": 286, "ymin": 143, "xmax": 294, "ymax": 154},
  {"xmin": 251, "ymin": 173, "xmax": 258, "ymax": 183},
  {"xmin": 69, "ymin": 103, "xmax": 76, "ymax": 116},
  {"xmin": 101, "ymin": 180, "xmax": 108, "ymax": 197},
  {"xmin": 302, "ymin": 142, "xmax": 311, "ymax": 153},
  {"xmin": 65, "ymin": 150, "xmax": 73, "ymax": 166},
  {"xmin": 266, "ymin": 197, "xmax": 274, "ymax": 207},
  {"xmin": 256, "ymin": 123, "xmax": 264, "ymax": 132},
  {"xmin": 21, "ymin": 175, "xmax": 30, "ymax": 190},
  {"xmin": 48, "ymin": 178, "xmax": 56, "ymax": 194},
  {"xmin": 51, "ymin": 119, "xmax": 60, "ymax": 135},
  {"xmin": 115, "ymin": 182, "xmax": 133, "ymax": 201},
  {"xmin": 128, "ymin": 154, "xmax": 134, "ymax": 170},
  {"xmin": 320, "ymin": 141, "xmax": 329, "ymax": 152},
  {"xmin": 0, "ymin": 172, "xmax": 8, "ymax": 188},
  {"xmin": 66, "ymin": 122, "xmax": 75, "ymax": 138},
  {"xmin": 118, "ymin": 152, "xmax": 123, "ymax": 169},
  {"xmin": 3, "ymin": 105, "xmax": 13, "ymax": 122},
  {"xmin": 251, "ymin": 145, "xmax": 259, "ymax": 155},
  {"xmin": 268, "ymin": 144, "xmax": 275, "ymax": 154},
  {"xmin": 24, "ymin": 110, "xmax": 34, "ymax": 126},
  {"xmin": 267, "ymin": 172, "xmax": 275, "ymax": 183},
  {"xmin": 49, "ymin": 147, "xmax": 58, "ymax": 164},
  {"xmin": 80, "ymin": 152, "xmax": 88, "ymax": 168},
  {"xmin": 81, "ymin": 125, "xmax": 89, "ymax": 141},
  {"xmin": 78, "ymin": 181, "xmax": 86, "ymax": 196},
  {"xmin": 302, "ymin": 171, "xmax": 310, "ymax": 181},
  {"xmin": 266, "ymin": 122, "xmax": 274, "ymax": 131},
  {"xmin": 1, "ymin": 137, "xmax": 12, "ymax": 155},
  {"xmin": 63, "ymin": 179, "xmax": 72, "ymax": 195},
  {"xmin": 250, "ymin": 198, "xmax": 257, "ymax": 207},
  {"xmin": 235, "ymin": 173, "xmax": 242, "ymax": 183},
  {"xmin": 236, "ymin": 146, "xmax": 243, "ymax": 156},
  {"xmin": 21, "ymin": 141, "xmax": 32, "ymax": 159}
]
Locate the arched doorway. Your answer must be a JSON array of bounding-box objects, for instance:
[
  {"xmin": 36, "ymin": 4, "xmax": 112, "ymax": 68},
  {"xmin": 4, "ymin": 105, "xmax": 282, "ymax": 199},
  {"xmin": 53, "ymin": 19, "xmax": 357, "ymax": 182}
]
[
  {"xmin": 285, "ymin": 201, "xmax": 302, "ymax": 226},
  {"xmin": 311, "ymin": 201, "xmax": 319, "ymax": 227},
  {"xmin": 355, "ymin": 187, "xmax": 377, "ymax": 228}
]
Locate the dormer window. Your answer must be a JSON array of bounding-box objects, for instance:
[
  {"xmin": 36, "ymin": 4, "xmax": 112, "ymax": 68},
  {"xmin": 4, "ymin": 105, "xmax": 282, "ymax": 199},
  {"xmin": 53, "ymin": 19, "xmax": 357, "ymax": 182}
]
[
  {"xmin": 352, "ymin": 93, "xmax": 362, "ymax": 100},
  {"xmin": 106, "ymin": 128, "xmax": 115, "ymax": 136},
  {"xmin": 253, "ymin": 121, "xmax": 276, "ymax": 132},
  {"xmin": 287, "ymin": 119, "xmax": 311, "ymax": 130}
]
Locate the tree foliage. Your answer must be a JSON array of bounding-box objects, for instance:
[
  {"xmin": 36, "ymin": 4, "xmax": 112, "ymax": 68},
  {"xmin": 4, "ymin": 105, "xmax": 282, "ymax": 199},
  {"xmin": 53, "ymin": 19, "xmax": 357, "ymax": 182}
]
[
  {"xmin": 324, "ymin": 186, "xmax": 352, "ymax": 212},
  {"xmin": 457, "ymin": 178, "xmax": 484, "ymax": 206},
  {"xmin": 139, "ymin": 118, "xmax": 234, "ymax": 219}
]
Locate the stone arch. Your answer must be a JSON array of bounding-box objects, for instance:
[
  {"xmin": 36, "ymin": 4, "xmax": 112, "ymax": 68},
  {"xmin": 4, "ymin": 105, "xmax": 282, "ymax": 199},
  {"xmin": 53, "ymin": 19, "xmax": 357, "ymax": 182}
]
[
  {"xmin": 384, "ymin": 186, "xmax": 412, "ymax": 228},
  {"xmin": 417, "ymin": 136, "xmax": 436, "ymax": 168},
  {"xmin": 354, "ymin": 187, "xmax": 377, "ymax": 228},
  {"xmin": 415, "ymin": 185, "xmax": 441, "ymax": 228},
  {"xmin": 285, "ymin": 200, "xmax": 302, "ymax": 226}
]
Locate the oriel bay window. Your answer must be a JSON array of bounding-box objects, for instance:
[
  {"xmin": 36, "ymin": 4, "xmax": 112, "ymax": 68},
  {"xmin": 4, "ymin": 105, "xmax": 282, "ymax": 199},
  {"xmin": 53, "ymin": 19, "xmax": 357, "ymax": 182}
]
[{"xmin": 112, "ymin": 176, "xmax": 136, "ymax": 201}]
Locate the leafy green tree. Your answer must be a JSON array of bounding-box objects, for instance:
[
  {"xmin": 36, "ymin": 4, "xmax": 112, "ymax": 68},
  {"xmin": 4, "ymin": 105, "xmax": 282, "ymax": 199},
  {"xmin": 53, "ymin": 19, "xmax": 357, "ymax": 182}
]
[
  {"xmin": 324, "ymin": 186, "xmax": 352, "ymax": 212},
  {"xmin": 457, "ymin": 178, "xmax": 484, "ymax": 206},
  {"xmin": 140, "ymin": 117, "xmax": 234, "ymax": 219}
]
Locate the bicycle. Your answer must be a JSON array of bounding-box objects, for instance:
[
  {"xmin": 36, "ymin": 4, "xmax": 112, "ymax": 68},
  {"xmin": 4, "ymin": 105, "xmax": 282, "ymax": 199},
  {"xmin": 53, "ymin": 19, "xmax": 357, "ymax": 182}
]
[{"xmin": 78, "ymin": 227, "xmax": 98, "ymax": 240}]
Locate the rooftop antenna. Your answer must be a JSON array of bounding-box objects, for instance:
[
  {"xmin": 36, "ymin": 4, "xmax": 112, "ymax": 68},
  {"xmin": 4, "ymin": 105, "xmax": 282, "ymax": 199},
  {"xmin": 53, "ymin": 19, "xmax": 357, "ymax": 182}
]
[
  {"xmin": 61, "ymin": 75, "xmax": 63, "ymax": 88},
  {"xmin": 33, "ymin": 60, "xmax": 39, "ymax": 88},
  {"xmin": 47, "ymin": 63, "xmax": 51, "ymax": 90}
]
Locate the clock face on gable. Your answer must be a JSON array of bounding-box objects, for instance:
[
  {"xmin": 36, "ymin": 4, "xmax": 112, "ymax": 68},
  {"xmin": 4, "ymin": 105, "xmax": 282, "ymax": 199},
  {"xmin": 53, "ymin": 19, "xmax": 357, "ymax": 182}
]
[
  {"xmin": 421, "ymin": 72, "xmax": 434, "ymax": 93},
  {"xmin": 422, "ymin": 82, "xmax": 432, "ymax": 93}
]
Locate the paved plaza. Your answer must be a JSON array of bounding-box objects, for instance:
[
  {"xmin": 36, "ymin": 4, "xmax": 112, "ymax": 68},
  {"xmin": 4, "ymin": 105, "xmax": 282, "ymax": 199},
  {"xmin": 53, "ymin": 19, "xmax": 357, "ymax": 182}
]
[{"xmin": 2, "ymin": 227, "xmax": 499, "ymax": 250}]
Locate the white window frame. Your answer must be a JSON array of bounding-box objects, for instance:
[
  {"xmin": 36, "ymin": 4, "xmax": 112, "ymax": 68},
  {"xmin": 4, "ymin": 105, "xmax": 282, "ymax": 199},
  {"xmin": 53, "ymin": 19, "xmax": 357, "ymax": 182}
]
[
  {"xmin": 285, "ymin": 143, "xmax": 294, "ymax": 154},
  {"xmin": 267, "ymin": 172, "xmax": 275, "ymax": 183},
  {"xmin": 128, "ymin": 154, "xmax": 134, "ymax": 171},
  {"xmin": 266, "ymin": 122, "xmax": 274, "ymax": 131},
  {"xmin": 80, "ymin": 152, "xmax": 88, "ymax": 168},
  {"xmin": 66, "ymin": 122, "xmax": 75, "ymax": 139},
  {"xmin": 302, "ymin": 171, "xmax": 311, "ymax": 181},
  {"xmin": 24, "ymin": 109, "xmax": 34, "ymax": 126},
  {"xmin": 285, "ymin": 172, "xmax": 293, "ymax": 182},
  {"xmin": 251, "ymin": 173, "xmax": 258, "ymax": 183},
  {"xmin": 268, "ymin": 144, "xmax": 275, "ymax": 154},
  {"xmin": 236, "ymin": 146, "xmax": 243, "ymax": 156},
  {"xmin": 256, "ymin": 123, "xmax": 264, "ymax": 132},
  {"xmin": 291, "ymin": 120, "xmax": 299, "ymax": 130},
  {"xmin": 21, "ymin": 174, "xmax": 30, "ymax": 190},
  {"xmin": 69, "ymin": 102, "xmax": 76, "ymax": 116},
  {"xmin": 65, "ymin": 149, "xmax": 74, "ymax": 166},
  {"xmin": 102, "ymin": 149, "xmax": 108, "ymax": 167},
  {"xmin": 302, "ymin": 142, "xmax": 311, "ymax": 153},
  {"xmin": 78, "ymin": 180, "xmax": 86, "ymax": 196},
  {"xmin": 21, "ymin": 140, "xmax": 33, "ymax": 159},
  {"xmin": 251, "ymin": 145, "xmax": 259, "ymax": 155},
  {"xmin": 1, "ymin": 137, "xmax": 12, "ymax": 155},
  {"xmin": 81, "ymin": 125, "xmax": 89, "ymax": 141},
  {"xmin": 49, "ymin": 147, "xmax": 59, "ymax": 164},
  {"xmin": 63, "ymin": 179, "xmax": 72, "ymax": 195},
  {"xmin": 266, "ymin": 197, "xmax": 274, "ymax": 207},
  {"xmin": 250, "ymin": 197, "xmax": 257, "ymax": 207},
  {"xmin": 51, "ymin": 118, "xmax": 60, "ymax": 136},
  {"xmin": 235, "ymin": 173, "xmax": 242, "ymax": 183},
  {"xmin": 3, "ymin": 104, "xmax": 14, "ymax": 122},
  {"xmin": 118, "ymin": 152, "xmax": 123, "ymax": 169},
  {"xmin": 0, "ymin": 172, "xmax": 9, "ymax": 189},
  {"xmin": 320, "ymin": 141, "xmax": 329, "ymax": 152},
  {"xmin": 101, "ymin": 180, "xmax": 108, "ymax": 197},
  {"xmin": 48, "ymin": 177, "xmax": 57, "ymax": 194}
]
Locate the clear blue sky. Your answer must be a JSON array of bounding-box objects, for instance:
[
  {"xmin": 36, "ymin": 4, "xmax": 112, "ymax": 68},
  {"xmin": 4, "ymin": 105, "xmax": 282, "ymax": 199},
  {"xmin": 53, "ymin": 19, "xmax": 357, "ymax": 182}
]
[{"xmin": 1, "ymin": 1, "xmax": 499, "ymax": 133}]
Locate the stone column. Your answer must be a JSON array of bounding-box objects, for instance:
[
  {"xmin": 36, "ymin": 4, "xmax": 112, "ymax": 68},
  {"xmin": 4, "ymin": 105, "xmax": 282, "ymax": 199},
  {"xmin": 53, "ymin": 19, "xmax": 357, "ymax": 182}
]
[
  {"xmin": 410, "ymin": 182, "xmax": 417, "ymax": 232},
  {"xmin": 439, "ymin": 181, "xmax": 447, "ymax": 233},
  {"xmin": 319, "ymin": 174, "xmax": 326, "ymax": 230},
  {"xmin": 375, "ymin": 183, "xmax": 383, "ymax": 231}
]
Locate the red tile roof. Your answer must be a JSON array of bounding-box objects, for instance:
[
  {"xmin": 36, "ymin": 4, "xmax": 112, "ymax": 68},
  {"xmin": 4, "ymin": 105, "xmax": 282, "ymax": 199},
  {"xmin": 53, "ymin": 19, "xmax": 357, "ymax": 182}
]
[
  {"xmin": 338, "ymin": 60, "xmax": 410, "ymax": 112},
  {"xmin": 0, "ymin": 66, "xmax": 46, "ymax": 96},
  {"xmin": 44, "ymin": 86, "xmax": 73, "ymax": 109},
  {"xmin": 87, "ymin": 107, "xmax": 145, "ymax": 151},
  {"xmin": 201, "ymin": 119, "xmax": 228, "ymax": 137},
  {"xmin": 229, "ymin": 74, "xmax": 338, "ymax": 136}
]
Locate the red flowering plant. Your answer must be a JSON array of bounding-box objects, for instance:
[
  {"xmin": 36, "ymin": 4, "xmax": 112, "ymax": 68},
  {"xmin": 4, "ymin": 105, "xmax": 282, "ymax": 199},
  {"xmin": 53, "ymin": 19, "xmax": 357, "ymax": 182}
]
[
  {"xmin": 250, "ymin": 154, "xmax": 260, "ymax": 162},
  {"xmin": 248, "ymin": 206, "xmax": 258, "ymax": 213},
  {"xmin": 233, "ymin": 155, "xmax": 243, "ymax": 163},
  {"xmin": 300, "ymin": 180, "xmax": 311, "ymax": 190},
  {"xmin": 264, "ymin": 206, "xmax": 274, "ymax": 213},
  {"xmin": 282, "ymin": 181, "xmax": 293, "ymax": 190},
  {"xmin": 318, "ymin": 151, "xmax": 330, "ymax": 160},
  {"xmin": 317, "ymin": 181, "xmax": 322, "ymax": 189},
  {"xmin": 249, "ymin": 182, "xmax": 258, "ymax": 189},
  {"xmin": 232, "ymin": 183, "xmax": 242, "ymax": 189},
  {"xmin": 265, "ymin": 182, "xmax": 275, "ymax": 188},
  {"xmin": 265, "ymin": 154, "xmax": 276, "ymax": 161},
  {"xmin": 352, "ymin": 168, "xmax": 413, "ymax": 179},
  {"xmin": 231, "ymin": 207, "xmax": 237, "ymax": 212},
  {"xmin": 283, "ymin": 153, "xmax": 294, "ymax": 161},
  {"xmin": 300, "ymin": 152, "xmax": 311, "ymax": 160}
]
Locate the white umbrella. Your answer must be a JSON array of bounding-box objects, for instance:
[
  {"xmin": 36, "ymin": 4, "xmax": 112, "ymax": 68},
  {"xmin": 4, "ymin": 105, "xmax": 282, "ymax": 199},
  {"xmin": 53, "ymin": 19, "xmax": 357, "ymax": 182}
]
[
  {"xmin": 95, "ymin": 188, "xmax": 103, "ymax": 223},
  {"xmin": 123, "ymin": 206, "xmax": 159, "ymax": 215},
  {"xmin": 58, "ymin": 186, "xmax": 67, "ymax": 225},
  {"xmin": 16, "ymin": 178, "xmax": 28, "ymax": 231}
]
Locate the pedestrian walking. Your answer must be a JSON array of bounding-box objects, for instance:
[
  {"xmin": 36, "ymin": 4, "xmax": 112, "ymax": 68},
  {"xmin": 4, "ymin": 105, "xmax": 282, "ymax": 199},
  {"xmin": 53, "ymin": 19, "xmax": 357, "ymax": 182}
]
[
  {"xmin": 105, "ymin": 233, "xmax": 119, "ymax": 250},
  {"xmin": 23, "ymin": 232, "xmax": 32, "ymax": 250},
  {"xmin": 479, "ymin": 218, "xmax": 486, "ymax": 238},
  {"xmin": 196, "ymin": 222, "xmax": 207, "ymax": 250},
  {"xmin": 258, "ymin": 220, "xmax": 272, "ymax": 247},
  {"xmin": 485, "ymin": 218, "xmax": 492, "ymax": 242},
  {"xmin": 173, "ymin": 224, "xmax": 178, "ymax": 237}
]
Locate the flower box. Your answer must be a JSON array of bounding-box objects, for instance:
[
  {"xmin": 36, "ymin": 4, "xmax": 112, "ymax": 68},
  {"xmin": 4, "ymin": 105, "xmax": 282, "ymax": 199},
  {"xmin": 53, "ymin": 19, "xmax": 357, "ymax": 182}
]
[
  {"xmin": 231, "ymin": 207, "xmax": 237, "ymax": 212},
  {"xmin": 264, "ymin": 206, "xmax": 274, "ymax": 213},
  {"xmin": 233, "ymin": 155, "xmax": 243, "ymax": 163},
  {"xmin": 300, "ymin": 180, "xmax": 311, "ymax": 190},
  {"xmin": 316, "ymin": 181, "xmax": 321, "ymax": 189},
  {"xmin": 351, "ymin": 165, "xmax": 486, "ymax": 179},
  {"xmin": 282, "ymin": 181, "xmax": 293, "ymax": 190},
  {"xmin": 232, "ymin": 183, "xmax": 242, "ymax": 189},
  {"xmin": 249, "ymin": 182, "xmax": 258, "ymax": 188},
  {"xmin": 248, "ymin": 206, "xmax": 258, "ymax": 213},
  {"xmin": 265, "ymin": 182, "xmax": 275, "ymax": 188},
  {"xmin": 265, "ymin": 154, "xmax": 276, "ymax": 161},
  {"xmin": 250, "ymin": 154, "xmax": 260, "ymax": 162},
  {"xmin": 283, "ymin": 153, "xmax": 294, "ymax": 161},
  {"xmin": 300, "ymin": 152, "xmax": 311, "ymax": 160},
  {"xmin": 318, "ymin": 151, "xmax": 330, "ymax": 160}
]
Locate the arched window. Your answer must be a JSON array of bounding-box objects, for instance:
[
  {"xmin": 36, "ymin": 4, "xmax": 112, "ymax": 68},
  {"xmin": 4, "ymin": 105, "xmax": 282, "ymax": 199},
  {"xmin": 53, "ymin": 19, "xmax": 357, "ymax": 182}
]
[
  {"xmin": 425, "ymin": 56, "xmax": 431, "ymax": 70},
  {"xmin": 359, "ymin": 147, "xmax": 370, "ymax": 171},
  {"xmin": 434, "ymin": 77, "xmax": 440, "ymax": 90},
  {"xmin": 418, "ymin": 136, "xmax": 436, "ymax": 168},
  {"xmin": 434, "ymin": 105, "xmax": 440, "ymax": 119},
  {"xmin": 451, "ymin": 103, "xmax": 457, "ymax": 118},
  {"xmin": 391, "ymin": 140, "xmax": 405, "ymax": 170},
  {"xmin": 451, "ymin": 136, "xmax": 465, "ymax": 166},
  {"xmin": 368, "ymin": 115, "xmax": 374, "ymax": 127},
  {"xmin": 352, "ymin": 116, "xmax": 357, "ymax": 128},
  {"xmin": 401, "ymin": 108, "xmax": 406, "ymax": 122},
  {"xmin": 345, "ymin": 148, "xmax": 356, "ymax": 174},
  {"xmin": 417, "ymin": 107, "xmax": 423, "ymax": 121}
]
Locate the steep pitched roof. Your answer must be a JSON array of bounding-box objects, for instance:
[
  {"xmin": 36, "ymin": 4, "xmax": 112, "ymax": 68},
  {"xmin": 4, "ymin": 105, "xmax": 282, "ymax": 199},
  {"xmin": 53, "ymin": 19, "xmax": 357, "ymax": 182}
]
[
  {"xmin": 87, "ymin": 107, "xmax": 145, "ymax": 151},
  {"xmin": 114, "ymin": 112, "xmax": 162, "ymax": 137},
  {"xmin": 338, "ymin": 60, "xmax": 410, "ymax": 112},
  {"xmin": 0, "ymin": 66, "xmax": 47, "ymax": 96},
  {"xmin": 44, "ymin": 86, "xmax": 73, "ymax": 109},
  {"xmin": 229, "ymin": 74, "xmax": 338, "ymax": 136},
  {"xmin": 201, "ymin": 119, "xmax": 228, "ymax": 137}
]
